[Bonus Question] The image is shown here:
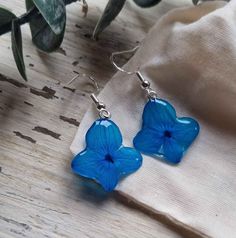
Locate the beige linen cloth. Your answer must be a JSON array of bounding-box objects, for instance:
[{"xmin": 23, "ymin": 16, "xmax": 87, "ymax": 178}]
[{"xmin": 71, "ymin": 1, "xmax": 236, "ymax": 237}]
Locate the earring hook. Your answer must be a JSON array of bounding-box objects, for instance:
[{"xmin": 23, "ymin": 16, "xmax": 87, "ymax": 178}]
[
  {"xmin": 66, "ymin": 72, "xmax": 111, "ymax": 119},
  {"xmin": 110, "ymin": 45, "xmax": 140, "ymax": 75},
  {"xmin": 67, "ymin": 72, "xmax": 100, "ymax": 94},
  {"xmin": 110, "ymin": 45, "xmax": 158, "ymax": 99}
]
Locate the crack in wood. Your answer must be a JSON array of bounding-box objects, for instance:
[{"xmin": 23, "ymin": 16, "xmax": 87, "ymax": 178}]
[
  {"xmin": 59, "ymin": 115, "xmax": 80, "ymax": 127},
  {"xmin": 0, "ymin": 73, "xmax": 27, "ymax": 88},
  {"xmin": 63, "ymin": 86, "xmax": 75, "ymax": 93},
  {"xmin": 75, "ymin": 24, "xmax": 82, "ymax": 29},
  {"xmin": 84, "ymin": 33, "xmax": 92, "ymax": 39},
  {"xmin": 6, "ymin": 192, "xmax": 34, "ymax": 202},
  {"xmin": 13, "ymin": 131, "xmax": 36, "ymax": 144},
  {"xmin": 10, "ymin": 229, "xmax": 26, "ymax": 237},
  {"xmin": 24, "ymin": 101, "xmax": 34, "ymax": 107},
  {"xmin": 73, "ymin": 70, "xmax": 80, "ymax": 74},
  {"xmin": 30, "ymin": 86, "xmax": 58, "ymax": 99},
  {"xmin": 0, "ymin": 215, "xmax": 31, "ymax": 231},
  {"xmin": 72, "ymin": 61, "xmax": 79, "ymax": 66},
  {"xmin": 1, "ymin": 193, "xmax": 70, "ymax": 217},
  {"xmin": 32, "ymin": 126, "xmax": 61, "ymax": 140}
]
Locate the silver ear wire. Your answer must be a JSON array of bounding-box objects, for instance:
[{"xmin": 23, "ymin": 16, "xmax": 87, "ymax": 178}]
[
  {"xmin": 66, "ymin": 72, "xmax": 111, "ymax": 119},
  {"xmin": 110, "ymin": 46, "xmax": 157, "ymax": 99},
  {"xmin": 110, "ymin": 45, "xmax": 140, "ymax": 75},
  {"xmin": 67, "ymin": 72, "xmax": 99, "ymax": 92}
]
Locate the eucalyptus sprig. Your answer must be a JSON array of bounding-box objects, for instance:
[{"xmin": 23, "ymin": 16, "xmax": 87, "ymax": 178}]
[
  {"xmin": 0, "ymin": 0, "xmax": 86, "ymax": 81},
  {"xmin": 0, "ymin": 0, "xmax": 224, "ymax": 80}
]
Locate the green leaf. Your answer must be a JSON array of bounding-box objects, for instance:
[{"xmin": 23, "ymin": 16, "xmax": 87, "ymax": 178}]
[
  {"xmin": 93, "ymin": 0, "xmax": 126, "ymax": 39},
  {"xmin": 26, "ymin": 0, "xmax": 66, "ymax": 52},
  {"xmin": 11, "ymin": 19, "xmax": 27, "ymax": 81},
  {"xmin": 0, "ymin": 6, "xmax": 16, "ymax": 27},
  {"xmin": 192, "ymin": 0, "xmax": 199, "ymax": 5},
  {"xmin": 133, "ymin": 0, "xmax": 162, "ymax": 8},
  {"xmin": 30, "ymin": 0, "xmax": 66, "ymax": 35}
]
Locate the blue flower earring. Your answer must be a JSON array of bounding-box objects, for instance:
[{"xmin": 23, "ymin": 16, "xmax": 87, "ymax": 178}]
[
  {"xmin": 111, "ymin": 47, "xmax": 200, "ymax": 164},
  {"xmin": 70, "ymin": 74, "xmax": 142, "ymax": 191}
]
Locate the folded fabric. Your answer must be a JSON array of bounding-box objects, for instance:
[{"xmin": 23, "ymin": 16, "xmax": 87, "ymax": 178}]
[{"xmin": 71, "ymin": 1, "xmax": 236, "ymax": 237}]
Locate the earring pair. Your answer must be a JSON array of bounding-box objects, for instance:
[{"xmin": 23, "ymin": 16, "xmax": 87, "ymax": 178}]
[{"xmin": 71, "ymin": 47, "xmax": 200, "ymax": 192}]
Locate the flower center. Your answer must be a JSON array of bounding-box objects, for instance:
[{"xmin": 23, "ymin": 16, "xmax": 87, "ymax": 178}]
[
  {"xmin": 164, "ymin": 130, "xmax": 172, "ymax": 138},
  {"xmin": 105, "ymin": 154, "xmax": 114, "ymax": 163}
]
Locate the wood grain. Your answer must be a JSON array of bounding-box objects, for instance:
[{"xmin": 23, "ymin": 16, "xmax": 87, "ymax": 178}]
[{"xmin": 0, "ymin": 0, "xmax": 191, "ymax": 237}]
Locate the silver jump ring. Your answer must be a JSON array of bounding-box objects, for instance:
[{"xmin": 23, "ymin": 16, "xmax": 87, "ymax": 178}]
[
  {"xmin": 99, "ymin": 109, "xmax": 111, "ymax": 119},
  {"xmin": 146, "ymin": 88, "xmax": 158, "ymax": 99}
]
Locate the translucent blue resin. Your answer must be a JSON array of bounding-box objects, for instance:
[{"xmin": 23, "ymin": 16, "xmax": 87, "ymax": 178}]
[
  {"xmin": 72, "ymin": 119, "xmax": 142, "ymax": 191},
  {"xmin": 133, "ymin": 99, "xmax": 200, "ymax": 164}
]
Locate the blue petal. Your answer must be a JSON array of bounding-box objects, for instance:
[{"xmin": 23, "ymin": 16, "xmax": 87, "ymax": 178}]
[
  {"xmin": 134, "ymin": 99, "xmax": 200, "ymax": 164},
  {"xmin": 172, "ymin": 117, "xmax": 200, "ymax": 149},
  {"xmin": 71, "ymin": 149, "xmax": 102, "ymax": 179},
  {"xmin": 163, "ymin": 138, "xmax": 184, "ymax": 164},
  {"xmin": 86, "ymin": 119, "xmax": 122, "ymax": 155},
  {"xmin": 72, "ymin": 119, "xmax": 143, "ymax": 191},
  {"xmin": 143, "ymin": 99, "xmax": 176, "ymax": 129},
  {"xmin": 72, "ymin": 149, "xmax": 119, "ymax": 191},
  {"xmin": 133, "ymin": 128, "xmax": 164, "ymax": 154},
  {"xmin": 112, "ymin": 146, "xmax": 143, "ymax": 175},
  {"xmin": 96, "ymin": 161, "xmax": 119, "ymax": 192}
]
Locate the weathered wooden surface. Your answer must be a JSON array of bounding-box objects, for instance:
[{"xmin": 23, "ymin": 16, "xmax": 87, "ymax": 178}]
[{"xmin": 0, "ymin": 1, "xmax": 191, "ymax": 237}]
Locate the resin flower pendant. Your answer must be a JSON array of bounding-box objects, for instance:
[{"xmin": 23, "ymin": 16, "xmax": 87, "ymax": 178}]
[
  {"xmin": 72, "ymin": 119, "xmax": 142, "ymax": 191},
  {"xmin": 133, "ymin": 98, "xmax": 199, "ymax": 164}
]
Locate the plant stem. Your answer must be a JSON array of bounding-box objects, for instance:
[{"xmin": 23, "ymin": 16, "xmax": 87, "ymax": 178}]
[
  {"xmin": 0, "ymin": 0, "xmax": 78, "ymax": 36},
  {"xmin": 0, "ymin": 7, "xmax": 37, "ymax": 36}
]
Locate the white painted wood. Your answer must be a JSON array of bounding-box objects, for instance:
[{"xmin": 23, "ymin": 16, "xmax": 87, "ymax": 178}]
[{"xmin": 0, "ymin": 1, "xmax": 192, "ymax": 237}]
